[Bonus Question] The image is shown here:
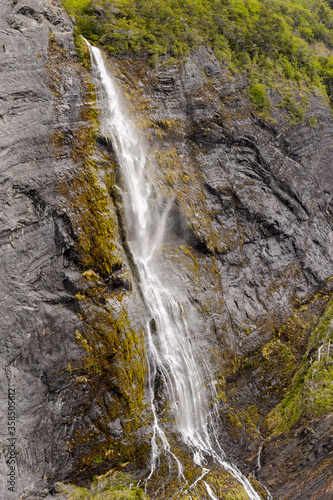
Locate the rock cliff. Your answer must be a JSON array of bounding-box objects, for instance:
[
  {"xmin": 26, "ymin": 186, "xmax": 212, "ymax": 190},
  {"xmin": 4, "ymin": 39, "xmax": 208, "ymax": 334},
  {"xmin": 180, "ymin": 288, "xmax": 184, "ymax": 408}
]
[
  {"xmin": 0, "ymin": 0, "xmax": 332, "ymax": 499},
  {"xmin": 111, "ymin": 44, "xmax": 333, "ymax": 498},
  {"xmin": 0, "ymin": 1, "xmax": 147, "ymax": 497}
]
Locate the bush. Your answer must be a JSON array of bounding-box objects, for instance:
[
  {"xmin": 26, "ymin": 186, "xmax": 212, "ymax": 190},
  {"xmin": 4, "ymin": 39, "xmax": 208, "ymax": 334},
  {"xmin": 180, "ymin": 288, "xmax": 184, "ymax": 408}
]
[
  {"xmin": 249, "ymin": 83, "xmax": 271, "ymax": 112},
  {"xmin": 279, "ymin": 93, "xmax": 306, "ymax": 123}
]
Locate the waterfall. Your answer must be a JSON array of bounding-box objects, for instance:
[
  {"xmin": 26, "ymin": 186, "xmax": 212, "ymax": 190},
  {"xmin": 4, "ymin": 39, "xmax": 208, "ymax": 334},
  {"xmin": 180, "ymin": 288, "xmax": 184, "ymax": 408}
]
[{"xmin": 85, "ymin": 40, "xmax": 262, "ymax": 500}]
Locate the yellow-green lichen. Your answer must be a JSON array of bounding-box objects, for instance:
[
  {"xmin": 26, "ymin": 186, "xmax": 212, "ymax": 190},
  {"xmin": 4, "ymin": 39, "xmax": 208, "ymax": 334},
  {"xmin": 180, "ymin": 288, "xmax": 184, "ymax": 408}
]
[
  {"xmin": 74, "ymin": 29, "xmax": 91, "ymax": 69},
  {"xmin": 67, "ymin": 290, "xmax": 149, "ymax": 468}
]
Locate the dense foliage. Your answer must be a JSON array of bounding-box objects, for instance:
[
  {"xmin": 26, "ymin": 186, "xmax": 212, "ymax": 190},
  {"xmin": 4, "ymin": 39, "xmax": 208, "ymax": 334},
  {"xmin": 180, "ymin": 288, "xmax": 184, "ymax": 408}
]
[{"xmin": 62, "ymin": 0, "xmax": 333, "ymax": 107}]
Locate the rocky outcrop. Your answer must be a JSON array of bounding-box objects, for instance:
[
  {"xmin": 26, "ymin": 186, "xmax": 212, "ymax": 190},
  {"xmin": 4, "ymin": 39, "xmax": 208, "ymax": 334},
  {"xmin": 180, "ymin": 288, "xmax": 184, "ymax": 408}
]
[
  {"xmin": 0, "ymin": 1, "xmax": 80, "ymax": 496},
  {"xmin": 0, "ymin": 0, "xmax": 332, "ymax": 499},
  {"xmin": 130, "ymin": 46, "xmax": 333, "ymax": 348}
]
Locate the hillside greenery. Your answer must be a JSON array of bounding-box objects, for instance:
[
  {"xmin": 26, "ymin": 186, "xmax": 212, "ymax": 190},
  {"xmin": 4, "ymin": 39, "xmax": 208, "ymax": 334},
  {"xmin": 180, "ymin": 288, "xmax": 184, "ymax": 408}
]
[{"xmin": 61, "ymin": 0, "xmax": 333, "ymax": 109}]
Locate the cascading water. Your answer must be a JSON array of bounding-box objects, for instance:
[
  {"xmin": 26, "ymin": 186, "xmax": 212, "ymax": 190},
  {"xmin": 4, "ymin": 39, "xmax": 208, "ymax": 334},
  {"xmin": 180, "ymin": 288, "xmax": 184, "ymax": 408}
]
[{"xmin": 85, "ymin": 40, "xmax": 263, "ymax": 500}]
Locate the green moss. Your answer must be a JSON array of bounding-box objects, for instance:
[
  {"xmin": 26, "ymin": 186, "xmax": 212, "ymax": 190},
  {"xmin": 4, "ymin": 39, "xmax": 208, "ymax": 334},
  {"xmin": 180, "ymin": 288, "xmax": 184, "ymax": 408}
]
[
  {"xmin": 56, "ymin": 71, "xmax": 123, "ymax": 279},
  {"xmin": 219, "ymin": 289, "xmax": 331, "ymax": 452},
  {"xmin": 205, "ymin": 469, "xmax": 252, "ymax": 500},
  {"xmin": 308, "ymin": 115, "xmax": 318, "ymax": 127},
  {"xmin": 58, "ymin": 471, "xmax": 150, "ymax": 499},
  {"xmin": 74, "ymin": 28, "xmax": 92, "ymax": 69},
  {"xmin": 221, "ymin": 490, "xmax": 250, "ymax": 500},
  {"xmin": 73, "ymin": 165, "xmax": 124, "ymax": 277},
  {"xmin": 264, "ymin": 295, "xmax": 333, "ymax": 436},
  {"xmin": 261, "ymin": 339, "xmax": 297, "ymax": 374},
  {"xmin": 139, "ymin": 424, "xmax": 266, "ymax": 499},
  {"xmin": 50, "ymin": 31, "xmax": 149, "ymax": 473},
  {"xmin": 68, "ymin": 293, "xmax": 149, "ymax": 467}
]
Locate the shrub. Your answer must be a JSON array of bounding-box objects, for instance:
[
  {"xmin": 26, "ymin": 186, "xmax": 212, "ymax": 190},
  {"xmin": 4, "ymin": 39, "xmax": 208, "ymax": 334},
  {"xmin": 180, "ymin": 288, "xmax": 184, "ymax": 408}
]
[{"xmin": 249, "ymin": 83, "xmax": 271, "ymax": 112}]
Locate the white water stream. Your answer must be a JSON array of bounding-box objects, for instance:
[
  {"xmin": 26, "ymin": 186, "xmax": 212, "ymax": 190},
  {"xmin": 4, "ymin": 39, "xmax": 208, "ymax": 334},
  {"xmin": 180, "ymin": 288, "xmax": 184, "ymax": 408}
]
[{"xmin": 86, "ymin": 41, "xmax": 262, "ymax": 500}]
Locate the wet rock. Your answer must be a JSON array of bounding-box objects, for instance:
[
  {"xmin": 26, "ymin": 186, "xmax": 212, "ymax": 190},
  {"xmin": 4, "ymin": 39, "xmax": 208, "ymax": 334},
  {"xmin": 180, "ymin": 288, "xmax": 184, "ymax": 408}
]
[
  {"xmin": 107, "ymin": 418, "xmax": 124, "ymax": 440},
  {"xmin": 113, "ymin": 43, "xmax": 333, "ymax": 492},
  {"xmin": 135, "ymin": 46, "xmax": 333, "ymax": 356}
]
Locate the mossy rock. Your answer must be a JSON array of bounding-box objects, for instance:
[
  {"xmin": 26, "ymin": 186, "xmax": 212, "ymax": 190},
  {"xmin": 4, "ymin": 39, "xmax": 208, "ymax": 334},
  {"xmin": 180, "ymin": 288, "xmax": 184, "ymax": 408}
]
[
  {"xmin": 264, "ymin": 295, "xmax": 333, "ymax": 437},
  {"xmin": 57, "ymin": 471, "xmax": 149, "ymax": 499}
]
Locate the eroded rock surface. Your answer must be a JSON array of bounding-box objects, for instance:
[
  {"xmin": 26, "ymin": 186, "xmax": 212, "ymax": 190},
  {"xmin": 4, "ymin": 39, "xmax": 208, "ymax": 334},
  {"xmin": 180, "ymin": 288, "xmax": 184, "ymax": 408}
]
[
  {"xmin": 260, "ymin": 414, "xmax": 333, "ymax": 499},
  {"xmin": 0, "ymin": 1, "xmax": 79, "ymax": 496}
]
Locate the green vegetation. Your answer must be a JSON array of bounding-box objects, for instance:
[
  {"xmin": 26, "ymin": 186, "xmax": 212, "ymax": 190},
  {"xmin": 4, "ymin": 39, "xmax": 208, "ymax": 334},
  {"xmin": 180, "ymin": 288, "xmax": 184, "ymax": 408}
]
[
  {"xmin": 205, "ymin": 467, "xmax": 268, "ymax": 499},
  {"xmin": 59, "ymin": 471, "xmax": 149, "ymax": 499},
  {"xmin": 58, "ymin": 467, "xmax": 267, "ymax": 500},
  {"xmin": 249, "ymin": 83, "xmax": 271, "ymax": 114},
  {"xmin": 278, "ymin": 92, "xmax": 310, "ymax": 123},
  {"xmin": 265, "ymin": 296, "xmax": 333, "ymax": 436},
  {"xmin": 74, "ymin": 32, "xmax": 92, "ymax": 68},
  {"xmin": 61, "ymin": 0, "xmax": 333, "ymax": 109}
]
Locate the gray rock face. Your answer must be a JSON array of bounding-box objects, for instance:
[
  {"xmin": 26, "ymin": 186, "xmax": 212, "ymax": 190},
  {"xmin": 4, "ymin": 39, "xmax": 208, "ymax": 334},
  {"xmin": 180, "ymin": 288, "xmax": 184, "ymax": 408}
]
[
  {"xmin": 260, "ymin": 414, "xmax": 333, "ymax": 498},
  {"xmin": 109, "ymin": 46, "xmax": 333, "ymax": 496},
  {"xmin": 0, "ymin": 2, "xmax": 146, "ymax": 498},
  {"xmin": 0, "ymin": 1, "xmax": 147, "ymax": 497},
  {"xmin": 0, "ymin": 1, "xmax": 82, "ymax": 497},
  {"xmin": 147, "ymin": 47, "xmax": 333, "ymax": 349}
]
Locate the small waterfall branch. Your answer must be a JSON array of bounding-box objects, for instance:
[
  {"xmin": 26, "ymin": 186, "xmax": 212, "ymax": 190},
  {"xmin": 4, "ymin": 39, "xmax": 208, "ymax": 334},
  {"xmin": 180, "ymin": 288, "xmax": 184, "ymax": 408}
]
[{"xmin": 85, "ymin": 39, "xmax": 262, "ymax": 500}]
